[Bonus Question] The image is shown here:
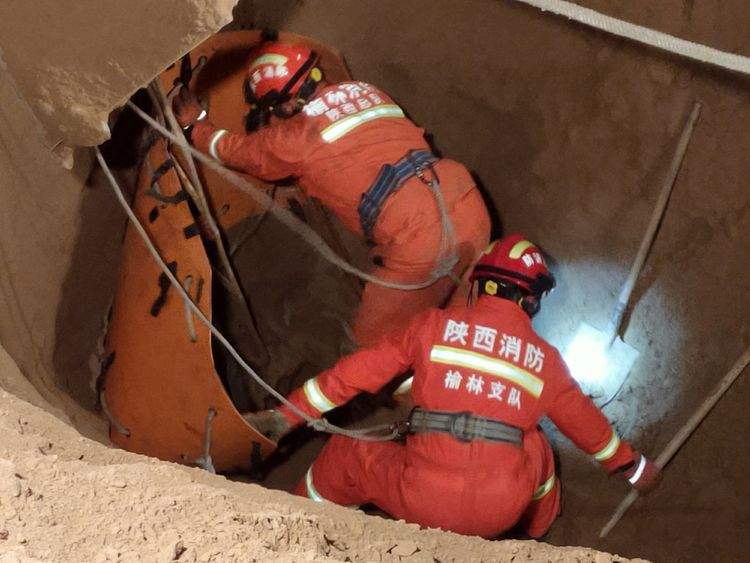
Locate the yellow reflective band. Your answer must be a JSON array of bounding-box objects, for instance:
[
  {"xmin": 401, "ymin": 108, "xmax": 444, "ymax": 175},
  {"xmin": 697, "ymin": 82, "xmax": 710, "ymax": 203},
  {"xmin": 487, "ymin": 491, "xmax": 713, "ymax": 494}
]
[
  {"xmin": 321, "ymin": 104, "xmax": 405, "ymax": 143},
  {"xmin": 305, "ymin": 466, "xmax": 325, "ymax": 502},
  {"xmin": 430, "ymin": 345, "xmax": 544, "ymax": 398},
  {"xmin": 509, "ymin": 240, "xmax": 535, "ymax": 259},
  {"xmin": 302, "ymin": 377, "xmax": 337, "ymax": 414},
  {"xmin": 532, "ymin": 474, "xmax": 556, "ymax": 501},
  {"xmin": 250, "ymin": 54, "xmax": 288, "ymax": 68},
  {"xmin": 593, "ymin": 431, "xmax": 621, "ymax": 461}
]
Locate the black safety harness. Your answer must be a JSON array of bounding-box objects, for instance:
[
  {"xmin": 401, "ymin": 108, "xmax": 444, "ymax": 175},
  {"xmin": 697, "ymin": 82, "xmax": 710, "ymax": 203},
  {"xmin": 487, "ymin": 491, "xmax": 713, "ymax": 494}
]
[
  {"xmin": 358, "ymin": 149, "xmax": 439, "ymax": 240},
  {"xmin": 404, "ymin": 408, "xmax": 523, "ymax": 445}
]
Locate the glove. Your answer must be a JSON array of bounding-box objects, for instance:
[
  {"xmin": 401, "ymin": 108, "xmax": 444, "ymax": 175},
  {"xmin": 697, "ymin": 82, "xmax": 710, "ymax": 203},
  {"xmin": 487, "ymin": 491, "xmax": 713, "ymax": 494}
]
[
  {"xmin": 622, "ymin": 453, "xmax": 660, "ymax": 494},
  {"xmin": 242, "ymin": 409, "xmax": 291, "ymax": 443},
  {"xmin": 172, "ymin": 86, "xmax": 206, "ymax": 129}
]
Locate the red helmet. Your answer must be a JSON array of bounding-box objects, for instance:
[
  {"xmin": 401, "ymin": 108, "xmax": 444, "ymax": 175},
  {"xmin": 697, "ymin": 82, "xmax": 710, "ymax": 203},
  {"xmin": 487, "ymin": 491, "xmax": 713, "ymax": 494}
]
[
  {"xmin": 470, "ymin": 235, "xmax": 555, "ymax": 297},
  {"xmin": 246, "ymin": 42, "xmax": 320, "ymax": 104}
]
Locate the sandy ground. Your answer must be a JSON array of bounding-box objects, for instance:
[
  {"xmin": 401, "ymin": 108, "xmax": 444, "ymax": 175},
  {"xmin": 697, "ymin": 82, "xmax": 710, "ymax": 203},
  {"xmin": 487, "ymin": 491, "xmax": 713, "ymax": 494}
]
[{"xmin": 0, "ymin": 356, "xmax": 641, "ymax": 562}]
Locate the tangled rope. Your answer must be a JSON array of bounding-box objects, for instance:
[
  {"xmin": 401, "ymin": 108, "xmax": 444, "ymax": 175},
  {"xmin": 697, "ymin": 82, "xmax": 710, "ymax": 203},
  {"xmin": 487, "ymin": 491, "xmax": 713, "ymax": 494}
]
[
  {"xmin": 127, "ymin": 101, "xmax": 458, "ymax": 290},
  {"xmin": 96, "ymin": 147, "xmax": 399, "ymax": 442}
]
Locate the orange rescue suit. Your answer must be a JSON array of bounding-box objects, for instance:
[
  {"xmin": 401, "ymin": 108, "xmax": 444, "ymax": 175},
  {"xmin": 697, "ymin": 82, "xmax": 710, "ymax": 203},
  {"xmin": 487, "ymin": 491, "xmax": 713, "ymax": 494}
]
[
  {"xmin": 192, "ymin": 81, "xmax": 490, "ymax": 346},
  {"xmin": 278, "ymin": 296, "xmax": 636, "ymax": 538}
]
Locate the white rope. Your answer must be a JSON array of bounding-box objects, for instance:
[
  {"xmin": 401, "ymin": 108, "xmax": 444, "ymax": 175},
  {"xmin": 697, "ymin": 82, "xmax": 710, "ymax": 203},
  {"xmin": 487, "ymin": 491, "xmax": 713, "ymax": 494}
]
[
  {"xmin": 509, "ymin": 0, "xmax": 750, "ymax": 75},
  {"xmin": 127, "ymin": 101, "xmax": 458, "ymax": 291},
  {"xmin": 95, "ymin": 147, "xmax": 398, "ymax": 442}
]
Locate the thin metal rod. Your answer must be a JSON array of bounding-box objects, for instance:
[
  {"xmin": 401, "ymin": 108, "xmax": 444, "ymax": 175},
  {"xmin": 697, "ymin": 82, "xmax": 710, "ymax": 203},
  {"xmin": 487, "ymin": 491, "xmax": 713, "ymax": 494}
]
[
  {"xmin": 195, "ymin": 407, "xmax": 217, "ymax": 473},
  {"xmin": 151, "ymin": 81, "xmax": 245, "ymax": 300},
  {"xmin": 600, "ymin": 344, "xmax": 750, "ymax": 537},
  {"xmin": 605, "ymin": 102, "xmax": 701, "ymax": 344}
]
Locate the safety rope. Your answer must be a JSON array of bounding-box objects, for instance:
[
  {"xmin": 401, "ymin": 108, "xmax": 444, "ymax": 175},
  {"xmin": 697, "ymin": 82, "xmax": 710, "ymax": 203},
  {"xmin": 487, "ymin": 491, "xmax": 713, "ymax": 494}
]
[
  {"xmin": 127, "ymin": 101, "xmax": 458, "ymax": 291},
  {"xmin": 508, "ymin": 0, "xmax": 750, "ymax": 76},
  {"xmin": 95, "ymin": 147, "xmax": 399, "ymax": 442}
]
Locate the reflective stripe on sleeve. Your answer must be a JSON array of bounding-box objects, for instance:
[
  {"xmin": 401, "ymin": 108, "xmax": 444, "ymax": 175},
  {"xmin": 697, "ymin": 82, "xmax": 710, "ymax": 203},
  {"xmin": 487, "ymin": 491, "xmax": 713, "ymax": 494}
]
[
  {"xmin": 208, "ymin": 129, "xmax": 228, "ymax": 161},
  {"xmin": 593, "ymin": 430, "xmax": 621, "ymax": 461},
  {"xmin": 627, "ymin": 455, "xmax": 647, "ymax": 485},
  {"xmin": 532, "ymin": 474, "xmax": 556, "ymax": 501},
  {"xmin": 302, "ymin": 377, "xmax": 338, "ymax": 414},
  {"xmin": 305, "ymin": 466, "xmax": 325, "ymax": 502},
  {"xmin": 320, "ymin": 105, "xmax": 405, "ymax": 143},
  {"xmin": 430, "ymin": 345, "xmax": 544, "ymax": 397}
]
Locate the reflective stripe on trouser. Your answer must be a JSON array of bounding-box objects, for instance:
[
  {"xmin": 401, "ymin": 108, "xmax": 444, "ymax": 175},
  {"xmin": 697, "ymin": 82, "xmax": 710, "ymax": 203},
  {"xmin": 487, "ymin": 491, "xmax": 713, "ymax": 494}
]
[
  {"xmin": 520, "ymin": 429, "xmax": 561, "ymax": 538},
  {"xmin": 300, "ymin": 463, "xmax": 360, "ymax": 508},
  {"xmin": 304, "ymin": 465, "xmax": 326, "ymax": 502},
  {"xmin": 531, "ymin": 474, "xmax": 556, "ymax": 501},
  {"xmin": 294, "ymin": 432, "xmax": 534, "ymax": 537},
  {"xmin": 292, "ymin": 435, "xmax": 398, "ymax": 510}
]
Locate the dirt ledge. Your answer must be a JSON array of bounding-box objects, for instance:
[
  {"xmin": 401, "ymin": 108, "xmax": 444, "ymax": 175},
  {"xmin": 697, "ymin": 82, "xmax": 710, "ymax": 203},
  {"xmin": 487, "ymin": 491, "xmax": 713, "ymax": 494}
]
[{"xmin": 0, "ymin": 378, "xmax": 645, "ymax": 562}]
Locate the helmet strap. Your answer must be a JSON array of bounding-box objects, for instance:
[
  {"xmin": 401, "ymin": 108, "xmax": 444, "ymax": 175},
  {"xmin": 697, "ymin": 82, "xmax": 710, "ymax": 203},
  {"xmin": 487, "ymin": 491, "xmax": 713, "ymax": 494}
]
[
  {"xmin": 244, "ymin": 104, "xmax": 272, "ymax": 133},
  {"xmin": 243, "ymin": 53, "xmax": 319, "ymax": 132},
  {"xmin": 296, "ymin": 75, "xmax": 319, "ymax": 102},
  {"xmin": 520, "ymin": 295, "xmax": 541, "ymax": 318},
  {"xmin": 273, "ymin": 49, "xmax": 318, "ymax": 104},
  {"xmin": 478, "ymin": 278, "xmax": 541, "ymax": 318},
  {"xmin": 271, "ymin": 75, "xmax": 319, "ymax": 119}
]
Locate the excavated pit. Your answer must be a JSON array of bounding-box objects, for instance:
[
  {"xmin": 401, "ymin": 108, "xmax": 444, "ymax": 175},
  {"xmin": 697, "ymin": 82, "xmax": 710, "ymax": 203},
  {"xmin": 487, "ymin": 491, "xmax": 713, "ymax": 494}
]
[{"xmin": 1, "ymin": 0, "xmax": 750, "ymax": 561}]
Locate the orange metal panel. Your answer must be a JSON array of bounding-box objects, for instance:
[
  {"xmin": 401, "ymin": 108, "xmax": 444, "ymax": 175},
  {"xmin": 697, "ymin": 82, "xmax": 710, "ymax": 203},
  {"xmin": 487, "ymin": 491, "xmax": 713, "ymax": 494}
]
[
  {"xmin": 104, "ymin": 139, "xmax": 274, "ymax": 471},
  {"xmin": 104, "ymin": 31, "xmax": 352, "ymax": 472}
]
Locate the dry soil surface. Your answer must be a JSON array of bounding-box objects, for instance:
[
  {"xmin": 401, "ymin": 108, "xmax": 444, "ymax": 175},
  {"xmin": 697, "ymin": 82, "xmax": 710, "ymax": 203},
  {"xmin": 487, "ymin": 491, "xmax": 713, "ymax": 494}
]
[{"xmin": 0, "ymin": 360, "xmax": 642, "ymax": 562}]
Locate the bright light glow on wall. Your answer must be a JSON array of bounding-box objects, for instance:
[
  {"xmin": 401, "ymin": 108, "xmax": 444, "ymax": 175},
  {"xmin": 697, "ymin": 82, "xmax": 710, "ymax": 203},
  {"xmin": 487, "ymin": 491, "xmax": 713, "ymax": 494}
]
[
  {"xmin": 563, "ymin": 322, "xmax": 639, "ymax": 404},
  {"xmin": 564, "ymin": 322, "xmax": 611, "ymax": 396}
]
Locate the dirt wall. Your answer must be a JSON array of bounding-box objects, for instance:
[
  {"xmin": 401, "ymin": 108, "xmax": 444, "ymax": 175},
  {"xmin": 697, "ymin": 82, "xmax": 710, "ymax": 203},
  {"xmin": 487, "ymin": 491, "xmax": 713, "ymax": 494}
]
[
  {"xmin": 0, "ymin": 68, "xmax": 104, "ymax": 436},
  {"xmin": 238, "ymin": 1, "xmax": 750, "ymax": 561},
  {"xmin": 0, "ymin": 0, "xmax": 236, "ymax": 146},
  {"xmin": 0, "ymin": 1, "xmax": 240, "ymax": 432}
]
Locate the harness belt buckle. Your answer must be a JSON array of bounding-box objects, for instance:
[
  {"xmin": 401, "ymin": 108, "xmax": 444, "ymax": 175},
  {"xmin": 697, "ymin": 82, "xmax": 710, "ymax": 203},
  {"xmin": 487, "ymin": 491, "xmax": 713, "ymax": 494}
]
[
  {"xmin": 392, "ymin": 419, "xmax": 411, "ymax": 440},
  {"xmin": 449, "ymin": 411, "xmax": 475, "ymax": 443},
  {"xmin": 412, "ymin": 163, "xmax": 434, "ymax": 188}
]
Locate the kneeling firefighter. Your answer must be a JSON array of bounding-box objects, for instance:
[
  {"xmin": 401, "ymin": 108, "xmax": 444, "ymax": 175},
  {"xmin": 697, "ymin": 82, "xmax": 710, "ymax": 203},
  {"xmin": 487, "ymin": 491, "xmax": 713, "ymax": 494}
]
[
  {"xmin": 173, "ymin": 39, "xmax": 490, "ymax": 347},
  {"xmin": 245, "ymin": 235, "xmax": 659, "ymax": 538}
]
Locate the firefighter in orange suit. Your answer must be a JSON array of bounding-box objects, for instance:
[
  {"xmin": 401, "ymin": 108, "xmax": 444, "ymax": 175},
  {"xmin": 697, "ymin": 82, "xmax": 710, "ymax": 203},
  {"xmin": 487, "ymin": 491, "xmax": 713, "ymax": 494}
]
[
  {"xmin": 245, "ymin": 235, "xmax": 660, "ymax": 538},
  {"xmin": 174, "ymin": 40, "xmax": 490, "ymax": 347}
]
